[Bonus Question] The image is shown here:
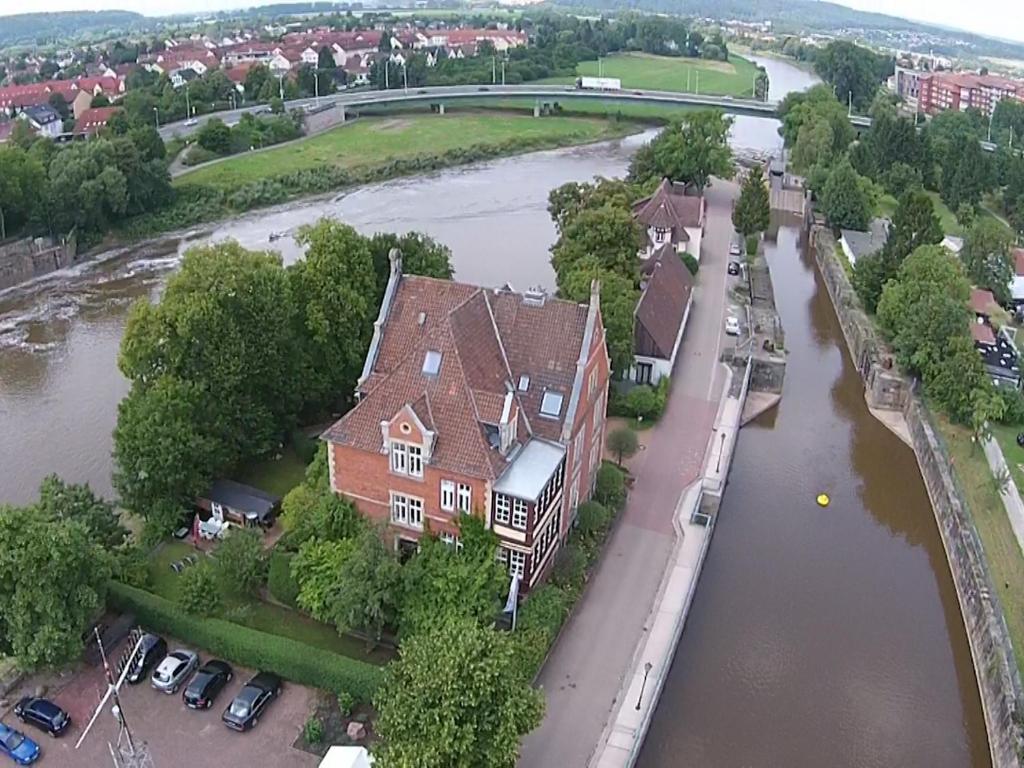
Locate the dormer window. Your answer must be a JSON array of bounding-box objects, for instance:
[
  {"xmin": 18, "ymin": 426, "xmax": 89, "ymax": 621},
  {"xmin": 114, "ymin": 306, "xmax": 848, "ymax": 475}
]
[
  {"xmin": 654, "ymin": 227, "xmax": 667, "ymax": 243},
  {"xmin": 540, "ymin": 390, "xmax": 563, "ymax": 419},
  {"xmin": 422, "ymin": 350, "xmax": 442, "ymax": 376}
]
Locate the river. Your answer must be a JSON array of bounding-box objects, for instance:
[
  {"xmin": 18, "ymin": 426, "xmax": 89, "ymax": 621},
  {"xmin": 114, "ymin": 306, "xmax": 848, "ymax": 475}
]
[{"xmin": 0, "ymin": 55, "xmax": 990, "ymax": 765}]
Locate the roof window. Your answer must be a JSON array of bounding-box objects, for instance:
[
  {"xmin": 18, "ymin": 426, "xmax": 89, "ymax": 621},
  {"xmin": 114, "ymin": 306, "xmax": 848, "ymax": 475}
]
[
  {"xmin": 422, "ymin": 350, "xmax": 442, "ymax": 376},
  {"xmin": 540, "ymin": 390, "xmax": 563, "ymax": 418},
  {"xmin": 518, "ymin": 375, "xmax": 530, "ymax": 392}
]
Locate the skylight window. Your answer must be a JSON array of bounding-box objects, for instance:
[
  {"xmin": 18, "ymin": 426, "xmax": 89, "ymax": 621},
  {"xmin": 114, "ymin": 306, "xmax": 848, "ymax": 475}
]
[
  {"xmin": 540, "ymin": 390, "xmax": 563, "ymax": 418},
  {"xmin": 422, "ymin": 350, "xmax": 442, "ymax": 376},
  {"xmin": 518, "ymin": 375, "xmax": 530, "ymax": 392}
]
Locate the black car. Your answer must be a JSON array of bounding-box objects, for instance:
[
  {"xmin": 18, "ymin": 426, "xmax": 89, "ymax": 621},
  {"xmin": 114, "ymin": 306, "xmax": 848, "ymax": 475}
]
[
  {"xmin": 183, "ymin": 660, "xmax": 233, "ymax": 710},
  {"xmin": 727, "ymin": 261, "xmax": 741, "ymax": 276},
  {"xmin": 222, "ymin": 673, "xmax": 281, "ymax": 732},
  {"xmin": 126, "ymin": 634, "xmax": 167, "ymax": 685},
  {"xmin": 13, "ymin": 698, "xmax": 70, "ymax": 738}
]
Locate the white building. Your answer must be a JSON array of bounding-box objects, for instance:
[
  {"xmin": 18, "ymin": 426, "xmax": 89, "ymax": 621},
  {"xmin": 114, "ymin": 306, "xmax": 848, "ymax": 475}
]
[{"xmin": 632, "ymin": 178, "xmax": 706, "ymax": 262}]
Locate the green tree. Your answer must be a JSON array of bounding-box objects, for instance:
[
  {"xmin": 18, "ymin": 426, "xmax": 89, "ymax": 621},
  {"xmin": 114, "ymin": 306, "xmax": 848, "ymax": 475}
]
[
  {"xmin": 113, "ymin": 375, "xmax": 227, "ymax": 519},
  {"xmin": 594, "ymin": 462, "xmax": 626, "ymax": 510},
  {"xmin": 128, "ymin": 126, "xmax": 167, "ymax": 162},
  {"xmin": 367, "ymin": 231, "xmax": 454, "ymax": 301},
  {"xmin": 607, "ymin": 426, "xmax": 639, "ymax": 466},
  {"xmin": 819, "ymin": 155, "xmax": 872, "ymax": 231},
  {"xmin": 0, "ymin": 145, "xmax": 45, "ymax": 239},
  {"xmin": 0, "ymin": 505, "xmax": 111, "ymax": 668},
  {"xmin": 628, "ymin": 111, "xmax": 733, "ymax": 189},
  {"xmin": 560, "ymin": 263, "xmax": 637, "ymax": 375},
  {"xmin": 791, "ymin": 116, "xmax": 834, "ymax": 174},
  {"xmin": 374, "ymin": 618, "xmax": 544, "ymax": 768},
  {"xmin": 927, "ymin": 334, "xmax": 989, "ymax": 424},
  {"xmin": 886, "ymin": 187, "xmax": 943, "ymax": 265},
  {"xmin": 35, "ymin": 474, "xmax": 127, "ymax": 550},
  {"xmin": 280, "ymin": 484, "xmax": 362, "ymax": 548},
  {"xmin": 177, "ymin": 562, "xmax": 222, "ymax": 616},
  {"xmin": 547, "ymin": 178, "xmax": 638, "ymax": 234},
  {"xmin": 291, "ymin": 219, "xmax": 378, "ymax": 412},
  {"xmin": 329, "ymin": 526, "xmax": 402, "ymax": 646},
  {"xmin": 400, "ymin": 515, "xmax": 507, "ymax": 639},
  {"xmin": 814, "ymin": 40, "xmax": 892, "ymax": 111},
  {"xmin": 292, "ymin": 537, "xmax": 355, "ymax": 621},
  {"xmin": 215, "ymin": 527, "xmax": 267, "ymax": 596},
  {"xmin": 961, "ymin": 218, "xmax": 1014, "ymax": 302},
  {"xmin": 777, "ymin": 84, "xmax": 855, "ymax": 156},
  {"xmin": 550, "ymin": 204, "xmax": 643, "ymax": 284},
  {"xmin": 244, "ymin": 64, "xmax": 270, "ymax": 102},
  {"xmin": 732, "ymin": 165, "xmax": 770, "ymax": 237},
  {"xmin": 196, "ymin": 118, "xmax": 232, "ymax": 155}
]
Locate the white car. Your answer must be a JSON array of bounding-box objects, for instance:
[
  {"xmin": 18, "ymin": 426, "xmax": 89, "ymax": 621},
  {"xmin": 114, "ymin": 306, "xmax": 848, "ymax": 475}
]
[
  {"xmin": 184, "ymin": 118, "xmax": 198, "ymax": 126},
  {"xmin": 151, "ymin": 649, "xmax": 198, "ymax": 694},
  {"xmin": 725, "ymin": 316, "xmax": 741, "ymax": 336},
  {"xmin": 729, "ymin": 238, "xmax": 743, "ymax": 256}
]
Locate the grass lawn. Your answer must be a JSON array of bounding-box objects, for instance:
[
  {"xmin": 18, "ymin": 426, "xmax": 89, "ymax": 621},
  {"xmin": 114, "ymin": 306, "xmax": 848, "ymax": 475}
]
[
  {"xmin": 538, "ymin": 52, "xmax": 762, "ymax": 98},
  {"xmin": 877, "ymin": 190, "xmax": 1010, "ymax": 238},
  {"xmin": 147, "ymin": 540, "xmax": 392, "ymax": 664},
  {"xmin": 233, "ymin": 443, "xmax": 308, "ymax": 498},
  {"xmin": 935, "ymin": 415, "xmax": 1024, "ymax": 680},
  {"xmin": 992, "ymin": 423, "xmax": 1024, "ymax": 493},
  {"xmin": 175, "ymin": 112, "xmax": 630, "ymax": 191}
]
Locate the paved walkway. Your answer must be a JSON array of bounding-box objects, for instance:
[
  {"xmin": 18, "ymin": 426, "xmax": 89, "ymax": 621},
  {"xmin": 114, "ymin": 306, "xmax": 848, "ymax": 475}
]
[
  {"xmin": 982, "ymin": 434, "xmax": 1024, "ymax": 558},
  {"xmin": 518, "ymin": 179, "xmax": 740, "ymax": 768}
]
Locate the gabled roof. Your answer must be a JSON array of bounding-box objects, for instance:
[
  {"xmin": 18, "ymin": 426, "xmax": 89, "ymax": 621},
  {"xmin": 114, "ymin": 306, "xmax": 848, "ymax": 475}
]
[
  {"xmin": 635, "ymin": 244, "xmax": 694, "ymax": 360},
  {"xmin": 633, "ymin": 178, "xmax": 704, "ymax": 231},
  {"xmin": 22, "ymin": 104, "xmax": 62, "ymax": 126},
  {"xmin": 971, "ymin": 323, "xmax": 996, "ymax": 345},
  {"xmin": 324, "ymin": 272, "xmax": 594, "ymax": 480},
  {"xmin": 1014, "ymin": 248, "xmax": 1024, "ymax": 278},
  {"xmin": 970, "ymin": 287, "xmax": 997, "ymax": 316},
  {"xmin": 74, "ymin": 106, "xmax": 120, "ymax": 136}
]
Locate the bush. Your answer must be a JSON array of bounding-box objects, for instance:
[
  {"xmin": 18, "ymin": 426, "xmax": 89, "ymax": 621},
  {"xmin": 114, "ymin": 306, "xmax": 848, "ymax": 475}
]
[
  {"xmin": 550, "ymin": 543, "xmax": 587, "ymax": 592},
  {"xmin": 112, "ymin": 545, "xmax": 150, "ymax": 588},
  {"xmin": 606, "ymin": 427, "xmax": 639, "ymax": 466},
  {"xmin": 337, "ymin": 690, "xmax": 355, "ymax": 717},
  {"xmin": 998, "ymin": 387, "xmax": 1024, "ymax": 425},
  {"xmin": 267, "ymin": 550, "xmax": 300, "ymax": 606},
  {"xmin": 594, "ymin": 462, "xmax": 626, "ymax": 511},
  {"xmin": 216, "ymin": 527, "xmax": 267, "ymax": 596},
  {"xmin": 177, "ymin": 563, "xmax": 222, "ymax": 616},
  {"xmin": 108, "ymin": 582, "xmax": 383, "ymax": 702},
  {"xmin": 183, "ymin": 145, "xmax": 220, "ymax": 166},
  {"xmin": 625, "ymin": 385, "xmax": 659, "ymax": 421},
  {"xmin": 745, "ymin": 234, "xmax": 759, "ymax": 256},
  {"xmin": 576, "ymin": 501, "xmax": 611, "ymax": 541},
  {"xmin": 304, "ymin": 716, "xmax": 324, "ymax": 744},
  {"xmin": 290, "ymin": 429, "xmax": 318, "ymax": 464},
  {"xmin": 681, "ymin": 252, "xmax": 699, "ymax": 276}
]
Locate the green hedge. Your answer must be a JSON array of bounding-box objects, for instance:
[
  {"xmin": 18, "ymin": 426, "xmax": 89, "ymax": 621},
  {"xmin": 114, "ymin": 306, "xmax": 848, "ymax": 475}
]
[
  {"xmin": 107, "ymin": 581, "xmax": 382, "ymax": 702},
  {"xmin": 267, "ymin": 550, "xmax": 300, "ymax": 607}
]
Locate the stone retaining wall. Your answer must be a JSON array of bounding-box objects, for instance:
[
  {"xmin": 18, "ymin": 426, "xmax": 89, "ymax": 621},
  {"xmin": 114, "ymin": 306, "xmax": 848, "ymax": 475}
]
[
  {"xmin": 811, "ymin": 224, "xmax": 1023, "ymax": 768},
  {"xmin": 0, "ymin": 233, "xmax": 77, "ymax": 293}
]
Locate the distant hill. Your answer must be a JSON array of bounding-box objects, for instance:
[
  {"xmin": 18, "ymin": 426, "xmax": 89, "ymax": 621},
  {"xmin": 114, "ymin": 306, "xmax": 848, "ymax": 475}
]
[
  {"xmin": 0, "ymin": 11, "xmax": 148, "ymax": 47},
  {"xmin": 553, "ymin": 0, "xmax": 1024, "ymax": 59}
]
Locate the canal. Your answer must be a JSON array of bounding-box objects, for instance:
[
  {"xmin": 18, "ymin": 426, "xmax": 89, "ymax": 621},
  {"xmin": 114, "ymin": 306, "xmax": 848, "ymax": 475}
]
[{"xmin": 0, "ymin": 54, "xmax": 990, "ymax": 766}]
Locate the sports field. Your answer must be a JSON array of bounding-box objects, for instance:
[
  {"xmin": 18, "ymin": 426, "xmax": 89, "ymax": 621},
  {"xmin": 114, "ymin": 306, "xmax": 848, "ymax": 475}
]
[{"xmin": 540, "ymin": 52, "xmax": 762, "ymax": 98}]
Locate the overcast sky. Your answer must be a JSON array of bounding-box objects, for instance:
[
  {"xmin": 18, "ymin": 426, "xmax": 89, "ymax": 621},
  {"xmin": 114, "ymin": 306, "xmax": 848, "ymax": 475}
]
[{"xmin": 0, "ymin": 0, "xmax": 1021, "ymax": 48}]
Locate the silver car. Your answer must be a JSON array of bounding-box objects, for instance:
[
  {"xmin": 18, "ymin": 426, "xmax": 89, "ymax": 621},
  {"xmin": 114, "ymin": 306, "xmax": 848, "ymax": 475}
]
[{"xmin": 151, "ymin": 649, "xmax": 199, "ymax": 694}]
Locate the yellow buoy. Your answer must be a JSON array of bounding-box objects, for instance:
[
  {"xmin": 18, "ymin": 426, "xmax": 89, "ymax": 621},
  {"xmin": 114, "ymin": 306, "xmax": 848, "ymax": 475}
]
[{"xmin": 817, "ymin": 494, "xmax": 830, "ymax": 507}]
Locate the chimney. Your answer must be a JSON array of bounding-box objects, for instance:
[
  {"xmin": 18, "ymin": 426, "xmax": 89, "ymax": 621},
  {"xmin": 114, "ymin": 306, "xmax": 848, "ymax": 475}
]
[
  {"xmin": 388, "ymin": 247, "xmax": 403, "ymax": 278},
  {"xmin": 590, "ymin": 277, "xmax": 601, "ymax": 313}
]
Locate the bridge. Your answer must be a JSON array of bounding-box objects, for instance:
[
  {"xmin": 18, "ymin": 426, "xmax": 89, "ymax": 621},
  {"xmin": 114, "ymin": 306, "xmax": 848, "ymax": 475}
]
[{"xmin": 157, "ymin": 83, "xmax": 874, "ymax": 140}]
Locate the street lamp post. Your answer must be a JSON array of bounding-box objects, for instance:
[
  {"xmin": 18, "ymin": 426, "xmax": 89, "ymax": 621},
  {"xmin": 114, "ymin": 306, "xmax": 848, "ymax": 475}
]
[
  {"xmin": 635, "ymin": 662, "xmax": 653, "ymax": 710},
  {"xmin": 402, "ymin": 61, "xmax": 408, "ymax": 93},
  {"xmin": 152, "ymin": 106, "xmax": 159, "ymax": 129},
  {"xmin": 716, "ymin": 431, "xmax": 726, "ymax": 473},
  {"xmin": 501, "ymin": 59, "xmax": 506, "ymax": 86}
]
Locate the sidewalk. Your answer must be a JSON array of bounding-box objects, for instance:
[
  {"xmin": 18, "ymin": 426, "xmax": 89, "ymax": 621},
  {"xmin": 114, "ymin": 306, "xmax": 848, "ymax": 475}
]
[
  {"xmin": 982, "ymin": 434, "xmax": 1024, "ymax": 558},
  {"xmin": 518, "ymin": 180, "xmax": 739, "ymax": 768}
]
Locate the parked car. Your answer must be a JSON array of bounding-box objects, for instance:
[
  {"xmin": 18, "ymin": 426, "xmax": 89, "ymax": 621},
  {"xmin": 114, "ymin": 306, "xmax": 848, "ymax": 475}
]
[
  {"xmin": 0, "ymin": 723, "xmax": 39, "ymax": 765},
  {"xmin": 151, "ymin": 649, "xmax": 199, "ymax": 694},
  {"xmin": 12, "ymin": 698, "xmax": 69, "ymax": 737},
  {"xmin": 222, "ymin": 672, "xmax": 281, "ymax": 731},
  {"xmin": 184, "ymin": 118, "xmax": 198, "ymax": 126},
  {"xmin": 126, "ymin": 633, "xmax": 168, "ymax": 684},
  {"xmin": 183, "ymin": 660, "xmax": 233, "ymax": 710},
  {"xmin": 729, "ymin": 237, "xmax": 743, "ymax": 256},
  {"xmin": 725, "ymin": 316, "xmax": 741, "ymax": 336},
  {"xmin": 727, "ymin": 261, "xmax": 741, "ymax": 276}
]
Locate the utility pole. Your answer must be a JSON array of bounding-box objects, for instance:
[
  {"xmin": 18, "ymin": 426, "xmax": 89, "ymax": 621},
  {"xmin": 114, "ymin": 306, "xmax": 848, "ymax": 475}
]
[
  {"xmin": 847, "ymin": 90, "xmax": 852, "ymax": 116},
  {"xmin": 185, "ymin": 87, "xmax": 191, "ymax": 120},
  {"xmin": 314, "ymin": 65, "xmax": 320, "ymax": 106},
  {"xmin": 492, "ymin": 55, "xmax": 496, "ymax": 84},
  {"xmin": 385, "ymin": 60, "xmax": 389, "ymax": 90},
  {"xmin": 501, "ymin": 59, "xmax": 506, "ymax": 86},
  {"xmin": 402, "ymin": 61, "xmax": 408, "ymax": 93}
]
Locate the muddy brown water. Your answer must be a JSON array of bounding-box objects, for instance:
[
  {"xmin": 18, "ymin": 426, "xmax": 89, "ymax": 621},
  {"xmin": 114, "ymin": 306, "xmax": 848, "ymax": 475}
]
[{"xmin": 0, "ymin": 55, "xmax": 990, "ymax": 766}]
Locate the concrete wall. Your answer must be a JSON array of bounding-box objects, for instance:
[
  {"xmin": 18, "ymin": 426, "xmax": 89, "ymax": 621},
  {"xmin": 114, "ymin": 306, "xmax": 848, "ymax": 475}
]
[
  {"xmin": 0, "ymin": 233, "xmax": 77, "ymax": 293},
  {"xmin": 812, "ymin": 224, "xmax": 1024, "ymax": 768}
]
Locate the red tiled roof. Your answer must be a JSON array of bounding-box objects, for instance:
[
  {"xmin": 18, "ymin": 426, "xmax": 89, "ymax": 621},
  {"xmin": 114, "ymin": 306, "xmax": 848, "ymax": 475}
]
[
  {"xmin": 324, "ymin": 275, "xmax": 592, "ymax": 478},
  {"xmin": 1014, "ymin": 248, "xmax": 1024, "ymax": 277},
  {"xmin": 971, "ymin": 322, "xmax": 996, "ymax": 345},
  {"xmin": 224, "ymin": 63, "xmax": 256, "ymax": 83},
  {"xmin": 74, "ymin": 106, "xmax": 120, "ymax": 135},
  {"xmin": 635, "ymin": 244, "xmax": 694, "ymax": 360},
  {"xmin": 75, "ymin": 76, "xmax": 124, "ymax": 95},
  {"xmin": 633, "ymin": 178, "xmax": 704, "ymax": 231},
  {"xmin": 970, "ymin": 287, "xmax": 997, "ymax": 315}
]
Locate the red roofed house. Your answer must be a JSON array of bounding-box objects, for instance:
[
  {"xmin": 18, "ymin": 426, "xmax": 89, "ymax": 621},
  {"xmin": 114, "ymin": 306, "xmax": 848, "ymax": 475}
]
[
  {"xmin": 322, "ymin": 252, "xmax": 610, "ymax": 589},
  {"xmin": 631, "ymin": 243, "xmax": 694, "ymax": 385},
  {"xmin": 1010, "ymin": 248, "xmax": 1024, "ymax": 305},
  {"xmin": 633, "ymin": 178, "xmax": 706, "ymax": 262},
  {"xmin": 74, "ymin": 106, "xmax": 121, "ymax": 137},
  {"xmin": 970, "ymin": 287, "xmax": 997, "ymax": 319}
]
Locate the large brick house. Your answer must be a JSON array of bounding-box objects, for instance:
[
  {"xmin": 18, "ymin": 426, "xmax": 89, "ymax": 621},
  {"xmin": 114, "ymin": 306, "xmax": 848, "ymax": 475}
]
[{"xmin": 322, "ymin": 252, "xmax": 610, "ymax": 589}]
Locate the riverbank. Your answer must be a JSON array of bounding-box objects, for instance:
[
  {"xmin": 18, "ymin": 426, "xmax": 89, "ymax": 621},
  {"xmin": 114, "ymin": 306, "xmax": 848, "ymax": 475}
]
[
  {"xmin": 811, "ymin": 225, "xmax": 1021, "ymax": 768},
  {"xmin": 114, "ymin": 112, "xmax": 640, "ymax": 243}
]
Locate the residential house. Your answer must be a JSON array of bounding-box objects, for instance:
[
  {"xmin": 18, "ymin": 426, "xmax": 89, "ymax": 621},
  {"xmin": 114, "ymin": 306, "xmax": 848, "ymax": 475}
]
[
  {"xmin": 18, "ymin": 104, "xmax": 63, "ymax": 138},
  {"xmin": 169, "ymin": 68, "xmax": 199, "ymax": 89},
  {"xmin": 73, "ymin": 106, "xmax": 120, "ymax": 137},
  {"xmin": 322, "ymin": 252, "xmax": 610, "ymax": 590},
  {"xmin": 224, "ymin": 63, "xmax": 256, "ymax": 94},
  {"xmin": 839, "ymin": 218, "xmax": 890, "ymax": 266},
  {"xmin": 631, "ymin": 243, "xmax": 694, "ymax": 385},
  {"xmin": 632, "ymin": 178, "xmax": 706, "ymax": 261},
  {"xmin": 342, "ymin": 57, "xmax": 371, "ymax": 87},
  {"xmin": 1010, "ymin": 248, "xmax": 1024, "ymax": 305},
  {"xmin": 971, "ymin": 287, "xmax": 998, "ymax": 321},
  {"xmin": 970, "ymin": 288, "xmax": 1021, "ymax": 388},
  {"xmin": 918, "ymin": 70, "xmax": 1023, "ymax": 118},
  {"xmin": 196, "ymin": 479, "xmax": 281, "ymax": 529}
]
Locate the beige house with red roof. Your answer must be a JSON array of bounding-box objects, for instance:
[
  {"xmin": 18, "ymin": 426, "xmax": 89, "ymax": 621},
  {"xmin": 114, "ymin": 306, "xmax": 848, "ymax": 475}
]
[
  {"xmin": 633, "ymin": 178, "xmax": 706, "ymax": 262},
  {"xmin": 1010, "ymin": 248, "xmax": 1024, "ymax": 305},
  {"xmin": 322, "ymin": 252, "xmax": 610, "ymax": 589},
  {"xmin": 631, "ymin": 243, "xmax": 694, "ymax": 385}
]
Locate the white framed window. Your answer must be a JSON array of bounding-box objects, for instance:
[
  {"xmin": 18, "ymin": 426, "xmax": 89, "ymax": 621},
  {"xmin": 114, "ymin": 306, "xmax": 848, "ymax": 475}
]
[
  {"xmin": 457, "ymin": 483, "xmax": 472, "ymax": 513},
  {"xmin": 508, "ymin": 549, "xmax": 526, "ymax": 579},
  {"xmin": 573, "ymin": 430, "xmax": 585, "ymax": 467},
  {"xmin": 494, "ymin": 493, "xmax": 511, "ymax": 525},
  {"xmin": 588, "ymin": 368, "xmax": 598, "ymax": 397},
  {"xmin": 440, "ymin": 479, "xmax": 455, "ymax": 512},
  {"xmin": 589, "ymin": 438, "xmax": 601, "ymax": 472},
  {"xmin": 440, "ymin": 531, "xmax": 462, "ymax": 550},
  {"xmin": 570, "ymin": 477, "xmax": 580, "ymax": 511},
  {"xmin": 512, "ymin": 498, "xmax": 528, "ymax": 530},
  {"xmin": 592, "ymin": 392, "xmax": 604, "ymax": 434},
  {"xmin": 390, "ymin": 492, "xmax": 423, "ymax": 529},
  {"xmin": 390, "ymin": 441, "xmax": 423, "ymax": 478}
]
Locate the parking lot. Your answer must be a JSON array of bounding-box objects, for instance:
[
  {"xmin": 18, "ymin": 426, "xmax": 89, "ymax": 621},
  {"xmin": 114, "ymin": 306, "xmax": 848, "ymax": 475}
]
[{"xmin": 2, "ymin": 637, "xmax": 319, "ymax": 768}]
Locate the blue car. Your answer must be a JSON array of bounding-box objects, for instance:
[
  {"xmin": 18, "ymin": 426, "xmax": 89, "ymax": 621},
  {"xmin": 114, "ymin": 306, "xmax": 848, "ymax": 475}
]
[{"xmin": 0, "ymin": 723, "xmax": 39, "ymax": 765}]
